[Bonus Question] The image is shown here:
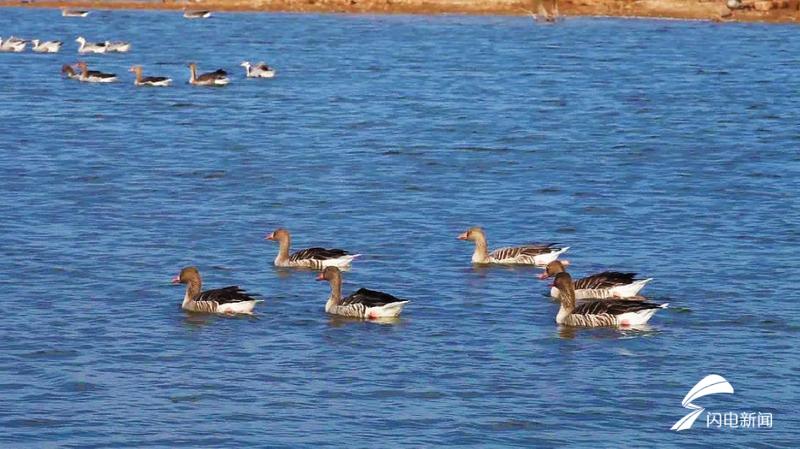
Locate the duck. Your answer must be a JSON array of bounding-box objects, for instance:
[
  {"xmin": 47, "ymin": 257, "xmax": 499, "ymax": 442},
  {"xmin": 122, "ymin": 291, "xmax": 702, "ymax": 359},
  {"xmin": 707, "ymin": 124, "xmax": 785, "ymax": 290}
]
[
  {"xmin": 240, "ymin": 61, "xmax": 276, "ymax": 78},
  {"xmin": 0, "ymin": 36, "xmax": 27, "ymax": 52},
  {"xmin": 105, "ymin": 41, "xmax": 131, "ymax": 53},
  {"xmin": 75, "ymin": 36, "xmax": 107, "ymax": 54},
  {"xmin": 76, "ymin": 61, "xmax": 117, "ymax": 83},
  {"xmin": 31, "ymin": 40, "xmax": 62, "ymax": 53},
  {"xmin": 171, "ymin": 266, "xmax": 262, "ymax": 315},
  {"xmin": 184, "ymin": 10, "xmax": 212, "ymax": 18},
  {"xmin": 61, "ymin": 64, "xmax": 80, "ymax": 79},
  {"xmin": 538, "ymin": 260, "xmax": 653, "ymax": 300},
  {"xmin": 266, "ymin": 228, "xmax": 359, "ymax": 270},
  {"xmin": 129, "ymin": 65, "xmax": 172, "ymax": 87},
  {"xmin": 316, "ymin": 267, "xmax": 408, "ymax": 319},
  {"xmin": 188, "ymin": 63, "xmax": 229, "ymax": 86},
  {"xmin": 457, "ymin": 227, "xmax": 568, "ymax": 266},
  {"xmin": 62, "ymin": 9, "xmax": 90, "ymax": 17},
  {"xmin": 552, "ymin": 272, "xmax": 667, "ymax": 327}
]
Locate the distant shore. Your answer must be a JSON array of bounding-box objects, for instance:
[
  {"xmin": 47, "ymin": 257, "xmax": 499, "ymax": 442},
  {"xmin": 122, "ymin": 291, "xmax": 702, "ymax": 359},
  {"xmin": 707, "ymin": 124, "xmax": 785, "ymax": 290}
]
[{"xmin": 1, "ymin": 0, "xmax": 798, "ymax": 23}]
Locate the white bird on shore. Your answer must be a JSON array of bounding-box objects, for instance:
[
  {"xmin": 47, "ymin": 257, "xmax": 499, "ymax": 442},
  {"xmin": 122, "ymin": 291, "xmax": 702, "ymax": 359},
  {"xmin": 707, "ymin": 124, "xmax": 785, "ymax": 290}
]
[
  {"xmin": 31, "ymin": 40, "xmax": 62, "ymax": 53},
  {"xmin": 240, "ymin": 61, "xmax": 276, "ymax": 78}
]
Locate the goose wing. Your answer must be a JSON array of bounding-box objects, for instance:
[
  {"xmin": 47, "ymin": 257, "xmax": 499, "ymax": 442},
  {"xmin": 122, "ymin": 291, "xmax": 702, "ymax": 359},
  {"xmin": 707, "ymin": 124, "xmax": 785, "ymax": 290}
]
[
  {"xmin": 573, "ymin": 299, "xmax": 661, "ymax": 317},
  {"xmin": 142, "ymin": 76, "xmax": 170, "ymax": 83},
  {"xmin": 490, "ymin": 243, "xmax": 559, "ymax": 260},
  {"xmin": 342, "ymin": 288, "xmax": 402, "ymax": 307},
  {"xmin": 197, "ymin": 70, "xmax": 227, "ymax": 82},
  {"xmin": 290, "ymin": 247, "xmax": 349, "ymax": 261},
  {"xmin": 198, "ymin": 286, "xmax": 259, "ymax": 305},
  {"xmin": 574, "ymin": 271, "xmax": 637, "ymax": 289}
]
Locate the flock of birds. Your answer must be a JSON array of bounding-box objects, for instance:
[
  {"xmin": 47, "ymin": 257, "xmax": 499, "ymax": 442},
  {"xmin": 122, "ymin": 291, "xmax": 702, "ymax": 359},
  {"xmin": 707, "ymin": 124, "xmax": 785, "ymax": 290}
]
[
  {"xmin": 172, "ymin": 227, "xmax": 668, "ymax": 328},
  {"xmin": 0, "ymin": 8, "xmax": 275, "ymax": 86}
]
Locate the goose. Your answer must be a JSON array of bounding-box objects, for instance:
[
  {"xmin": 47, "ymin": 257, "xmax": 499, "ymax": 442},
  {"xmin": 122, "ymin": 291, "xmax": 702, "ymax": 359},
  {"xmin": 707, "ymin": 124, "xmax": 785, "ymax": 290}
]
[
  {"xmin": 240, "ymin": 61, "xmax": 276, "ymax": 78},
  {"xmin": 538, "ymin": 260, "xmax": 653, "ymax": 300},
  {"xmin": 552, "ymin": 272, "xmax": 667, "ymax": 327},
  {"xmin": 266, "ymin": 228, "xmax": 359, "ymax": 270},
  {"xmin": 76, "ymin": 61, "xmax": 117, "ymax": 83},
  {"xmin": 31, "ymin": 40, "xmax": 62, "ymax": 53},
  {"xmin": 62, "ymin": 9, "xmax": 90, "ymax": 17},
  {"xmin": 316, "ymin": 267, "xmax": 408, "ymax": 319},
  {"xmin": 129, "ymin": 65, "xmax": 172, "ymax": 87},
  {"xmin": 75, "ymin": 36, "xmax": 107, "ymax": 54},
  {"xmin": 184, "ymin": 10, "xmax": 212, "ymax": 18},
  {"xmin": 105, "ymin": 41, "xmax": 131, "ymax": 53},
  {"xmin": 0, "ymin": 36, "xmax": 27, "ymax": 52},
  {"xmin": 457, "ymin": 227, "xmax": 568, "ymax": 266},
  {"xmin": 171, "ymin": 266, "xmax": 262, "ymax": 315},
  {"xmin": 188, "ymin": 63, "xmax": 229, "ymax": 86},
  {"xmin": 61, "ymin": 64, "xmax": 80, "ymax": 79}
]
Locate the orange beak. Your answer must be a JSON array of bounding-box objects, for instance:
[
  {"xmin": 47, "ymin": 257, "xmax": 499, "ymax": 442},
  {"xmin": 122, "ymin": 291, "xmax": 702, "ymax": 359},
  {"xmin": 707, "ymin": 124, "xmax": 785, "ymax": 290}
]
[
  {"xmin": 457, "ymin": 231, "xmax": 468, "ymax": 240},
  {"xmin": 316, "ymin": 273, "xmax": 325, "ymax": 281},
  {"xmin": 171, "ymin": 275, "xmax": 181, "ymax": 284}
]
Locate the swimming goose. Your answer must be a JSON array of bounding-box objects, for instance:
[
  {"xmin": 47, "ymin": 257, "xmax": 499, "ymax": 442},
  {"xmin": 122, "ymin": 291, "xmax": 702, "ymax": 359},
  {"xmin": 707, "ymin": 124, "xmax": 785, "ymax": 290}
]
[
  {"xmin": 105, "ymin": 41, "xmax": 131, "ymax": 53},
  {"xmin": 61, "ymin": 64, "xmax": 80, "ymax": 79},
  {"xmin": 184, "ymin": 10, "xmax": 212, "ymax": 18},
  {"xmin": 0, "ymin": 36, "xmax": 27, "ymax": 52},
  {"xmin": 188, "ymin": 63, "xmax": 229, "ymax": 86},
  {"xmin": 552, "ymin": 272, "xmax": 666, "ymax": 327},
  {"xmin": 62, "ymin": 9, "xmax": 90, "ymax": 17},
  {"xmin": 317, "ymin": 267, "xmax": 408, "ymax": 319},
  {"xmin": 76, "ymin": 61, "xmax": 117, "ymax": 83},
  {"xmin": 129, "ymin": 65, "xmax": 172, "ymax": 87},
  {"xmin": 75, "ymin": 36, "xmax": 107, "ymax": 54},
  {"xmin": 171, "ymin": 266, "xmax": 262, "ymax": 315},
  {"xmin": 266, "ymin": 228, "xmax": 359, "ymax": 270},
  {"xmin": 457, "ymin": 227, "xmax": 568, "ymax": 266},
  {"xmin": 31, "ymin": 40, "xmax": 62, "ymax": 53},
  {"xmin": 538, "ymin": 260, "xmax": 653, "ymax": 300},
  {"xmin": 240, "ymin": 61, "xmax": 276, "ymax": 78}
]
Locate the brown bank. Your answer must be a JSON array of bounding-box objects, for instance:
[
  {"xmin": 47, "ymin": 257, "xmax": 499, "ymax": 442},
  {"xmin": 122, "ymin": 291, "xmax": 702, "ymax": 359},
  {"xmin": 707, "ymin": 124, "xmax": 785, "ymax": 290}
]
[{"xmin": 1, "ymin": 0, "xmax": 798, "ymax": 23}]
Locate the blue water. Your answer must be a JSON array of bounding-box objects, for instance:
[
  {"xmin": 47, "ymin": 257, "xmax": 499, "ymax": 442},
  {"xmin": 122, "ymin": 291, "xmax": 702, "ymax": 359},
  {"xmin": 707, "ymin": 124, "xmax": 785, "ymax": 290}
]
[{"xmin": 0, "ymin": 8, "xmax": 798, "ymax": 447}]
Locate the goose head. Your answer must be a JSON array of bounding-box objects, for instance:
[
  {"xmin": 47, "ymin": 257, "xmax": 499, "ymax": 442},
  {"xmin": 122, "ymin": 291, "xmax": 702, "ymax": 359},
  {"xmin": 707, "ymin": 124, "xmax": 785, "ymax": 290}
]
[
  {"xmin": 31, "ymin": 39, "xmax": 40, "ymax": 47},
  {"xmin": 75, "ymin": 36, "xmax": 85, "ymax": 44},
  {"xmin": 316, "ymin": 266, "xmax": 342, "ymax": 283},
  {"xmin": 538, "ymin": 260, "xmax": 570, "ymax": 280},
  {"xmin": 240, "ymin": 61, "xmax": 251, "ymax": 68},
  {"xmin": 128, "ymin": 65, "xmax": 142, "ymax": 73},
  {"xmin": 265, "ymin": 228, "xmax": 290, "ymax": 243},
  {"xmin": 457, "ymin": 226, "xmax": 485, "ymax": 242},
  {"xmin": 172, "ymin": 266, "xmax": 201, "ymax": 285}
]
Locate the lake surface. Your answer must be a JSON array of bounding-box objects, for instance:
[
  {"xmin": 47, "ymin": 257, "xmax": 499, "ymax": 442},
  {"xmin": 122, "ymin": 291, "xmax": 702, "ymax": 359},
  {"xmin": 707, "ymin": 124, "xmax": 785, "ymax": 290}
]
[{"xmin": 0, "ymin": 8, "xmax": 798, "ymax": 447}]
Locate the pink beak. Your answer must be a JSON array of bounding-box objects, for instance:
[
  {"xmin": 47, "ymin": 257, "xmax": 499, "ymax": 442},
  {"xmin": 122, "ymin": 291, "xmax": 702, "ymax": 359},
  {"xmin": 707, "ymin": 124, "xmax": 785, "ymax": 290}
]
[
  {"xmin": 316, "ymin": 273, "xmax": 325, "ymax": 281},
  {"xmin": 537, "ymin": 272, "xmax": 549, "ymax": 280},
  {"xmin": 457, "ymin": 232, "xmax": 467, "ymax": 240},
  {"xmin": 265, "ymin": 232, "xmax": 275, "ymax": 240},
  {"xmin": 171, "ymin": 275, "xmax": 181, "ymax": 284}
]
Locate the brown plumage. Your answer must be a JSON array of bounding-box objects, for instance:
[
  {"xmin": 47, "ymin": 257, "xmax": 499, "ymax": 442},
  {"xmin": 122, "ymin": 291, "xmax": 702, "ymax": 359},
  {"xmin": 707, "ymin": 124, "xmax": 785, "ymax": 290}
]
[{"xmin": 171, "ymin": 266, "xmax": 261, "ymax": 314}]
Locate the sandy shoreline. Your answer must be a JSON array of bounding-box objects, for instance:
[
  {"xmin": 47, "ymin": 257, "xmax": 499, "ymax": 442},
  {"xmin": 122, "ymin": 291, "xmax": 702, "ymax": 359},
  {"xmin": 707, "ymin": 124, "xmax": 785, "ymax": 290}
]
[{"xmin": 1, "ymin": 0, "xmax": 798, "ymax": 23}]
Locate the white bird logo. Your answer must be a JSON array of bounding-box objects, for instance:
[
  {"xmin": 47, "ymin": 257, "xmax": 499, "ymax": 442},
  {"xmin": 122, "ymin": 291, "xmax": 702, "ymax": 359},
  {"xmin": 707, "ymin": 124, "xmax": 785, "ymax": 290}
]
[{"xmin": 671, "ymin": 374, "xmax": 734, "ymax": 431}]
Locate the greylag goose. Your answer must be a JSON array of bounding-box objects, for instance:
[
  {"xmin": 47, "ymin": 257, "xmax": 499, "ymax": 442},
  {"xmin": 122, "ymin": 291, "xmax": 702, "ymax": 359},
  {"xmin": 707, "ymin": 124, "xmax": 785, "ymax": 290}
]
[
  {"xmin": 75, "ymin": 36, "xmax": 106, "ymax": 54},
  {"xmin": 241, "ymin": 61, "xmax": 276, "ymax": 78},
  {"xmin": 266, "ymin": 228, "xmax": 359, "ymax": 270},
  {"xmin": 31, "ymin": 39, "xmax": 62, "ymax": 53},
  {"xmin": 538, "ymin": 260, "xmax": 653, "ymax": 300},
  {"xmin": 0, "ymin": 36, "xmax": 27, "ymax": 52},
  {"xmin": 188, "ymin": 63, "xmax": 229, "ymax": 86},
  {"xmin": 61, "ymin": 64, "xmax": 80, "ymax": 79},
  {"xmin": 552, "ymin": 272, "xmax": 667, "ymax": 327},
  {"xmin": 184, "ymin": 10, "xmax": 212, "ymax": 18},
  {"xmin": 457, "ymin": 227, "xmax": 568, "ymax": 266},
  {"xmin": 76, "ymin": 61, "xmax": 117, "ymax": 83},
  {"xmin": 316, "ymin": 267, "xmax": 408, "ymax": 319},
  {"xmin": 105, "ymin": 41, "xmax": 131, "ymax": 53},
  {"xmin": 171, "ymin": 266, "xmax": 262, "ymax": 314},
  {"xmin": 129, "ymin": 65, "xmax": 172, "ymax": 87},
  {"xmin": 62, "ymin": 9, "xmax": 90, "ymax": 17}
]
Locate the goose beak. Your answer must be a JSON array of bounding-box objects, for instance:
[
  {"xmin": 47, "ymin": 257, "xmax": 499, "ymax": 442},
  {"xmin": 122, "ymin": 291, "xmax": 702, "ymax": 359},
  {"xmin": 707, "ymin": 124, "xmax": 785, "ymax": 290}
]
[
  {"xmin": 171, "ymin": 275, "xmax": 181, "ymax": 284},
  {"xmin": 316, "ymin": 273, "xmax": 325, "ymax": 281},
  {"xmin": 537, "ymin": 272, "xmax": 549, "ymax": 280},
  {"xmin": 457, "ymin": 232, "xmax": 468, "ymax": 240},
  {"xmin": 265, "ymin": 232, "xmax": 275, "ymax": 240}
]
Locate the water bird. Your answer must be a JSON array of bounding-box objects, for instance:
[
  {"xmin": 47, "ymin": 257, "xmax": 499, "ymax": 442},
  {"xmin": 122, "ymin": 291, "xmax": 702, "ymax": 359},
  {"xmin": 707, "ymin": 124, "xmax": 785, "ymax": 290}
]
[
  {"xmin": 266, "ymin": 228, "xmax": 359, "ymax": 270},
  {"xmin": 76, "ymin": 61, "xmax": 117, "ymax": 83},
  {"xmin": 61, "ymin": 64, "xmax": 80, "ymax": 79},
  {"xmin": 31, "ymin": 40, "xmax": 62, "ymax": 53},
  {"xmin": 171, "ymin": 266, "xmax": 262, "ymax": 315},
  {"xmin": 538, "ymin": 260, "xmax": 653, "ymax": 300},
  {"xmin": 129, "ymin": 65, "xmax": 172, "ymax": 87},
  {"xmin": 75, "ymin": 36, "xmax": 107, "ymax": 54},
  {"xmin": 105, "ymin": 41, "xmax": 131, "ymax": 53},
  {"xmin": 316, "ymin": 267, "xmax": 408, "ymax": 319},
  {"xmin": 0, "ymin": 36, "xmax": 27, "ymax": 52},
  {"xmin": 62, "ymin": 9, "xmax": 90, "ymax": 17},
  {"xmin": 184, "ymin": 10, "xmax": 212, "ymax": 18},
  {"xmin": 457, "ymin": 227, "xmax": 568, "ymax": 266},
  {"xmin": 187, "ymin": 63, "xmax": 229, "ymax": 86},
  {"xmin": 240, "ymin": 61, "xmax": 276, "ymax": 78},
  {"xmin": 552, "ymin": 272, "xmax": 667, "ymax": 327}
]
